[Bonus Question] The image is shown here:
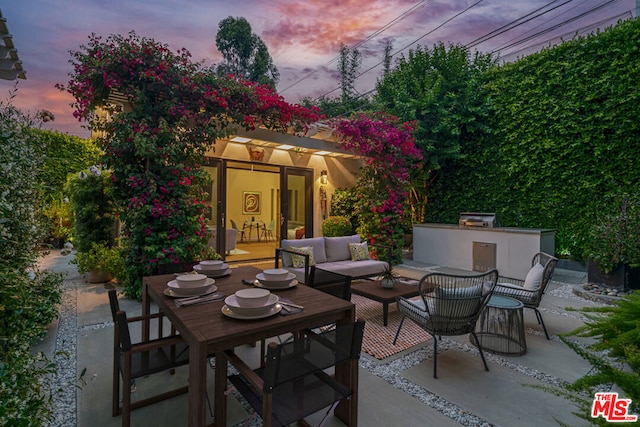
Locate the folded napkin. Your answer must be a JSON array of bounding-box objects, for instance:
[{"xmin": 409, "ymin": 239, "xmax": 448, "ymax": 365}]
[{"xmin": 278, "ymin": 297, "xmax": 304, "ymax": 315}]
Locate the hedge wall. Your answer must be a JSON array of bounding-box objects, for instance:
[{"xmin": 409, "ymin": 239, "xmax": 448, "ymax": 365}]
[{"xmin": 425, "ymin": 17, "xmax": 640, "ymax": 260}]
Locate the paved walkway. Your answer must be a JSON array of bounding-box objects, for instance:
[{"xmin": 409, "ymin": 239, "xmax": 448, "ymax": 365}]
[{"xmin": 36, "ymin": 250, "xmax": 601, "ymax": 426}]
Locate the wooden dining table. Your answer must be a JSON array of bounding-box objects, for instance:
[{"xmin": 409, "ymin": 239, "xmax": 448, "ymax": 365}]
[{"xmin": 142, "ymin": 265, "xmax": 357, "ymax": 426}]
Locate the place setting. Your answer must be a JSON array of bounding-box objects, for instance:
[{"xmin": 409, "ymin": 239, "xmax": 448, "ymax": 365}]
[
  {"xmin": 253, "ymin": 268, "xmax": 298, "ymax": 290},
  {"xmin": 193, "ymin": 259, "xmax": 232, "ymax": 278},
  {"xmin": 165, "ymin": 273, "xmax": 226, "ymax": 306},
  {"xmin": 222, "ymin": 288, "xmax": 282, "ymax": 320}
]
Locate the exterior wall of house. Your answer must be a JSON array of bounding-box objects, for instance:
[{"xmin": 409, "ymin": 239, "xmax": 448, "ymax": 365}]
[{"xmin": 206, "ymin": 140, "xmax": 361, "ymax": 237}]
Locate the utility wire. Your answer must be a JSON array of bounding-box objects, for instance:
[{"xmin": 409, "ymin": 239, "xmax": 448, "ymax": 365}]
[
  {"xmin": 278, "ymin": 0, "xmax": 431, "ymax": 94},
  {"xmin": 317, "ymin": 0, "xmax": 484, "ymax": 99},
  {"xmin": 491, "ymin": 0, "xmax": 619, "ymax": 54},
  {"xmin": 466, "ymin": 0, "xmax": 573, "ymax": 48}
]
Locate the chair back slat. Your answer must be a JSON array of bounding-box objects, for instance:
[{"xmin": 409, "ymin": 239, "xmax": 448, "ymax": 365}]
[{"xmin": 115, "ymin": 310, "xmax": 133, "ymax": 352}]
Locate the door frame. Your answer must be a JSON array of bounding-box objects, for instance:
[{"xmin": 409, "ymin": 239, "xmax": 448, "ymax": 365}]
[{"xmin": 280, "ymin": 167, "xmax": 314, "ymax": 240}]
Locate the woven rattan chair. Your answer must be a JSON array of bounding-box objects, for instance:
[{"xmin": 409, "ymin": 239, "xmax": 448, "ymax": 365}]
[
  {"xmin": 108, "ymin": 290, "xmax": 189, "ymax": 427},
  {"xmin": 393, "ymin": 269, "xmax": 498, "ymax": 378},
  {"xmin": 492, "ymin": 252, "xmax": 558, "ymax": 339},
  {"xmin": 227, "ymin": 320, "xmax": 365, "ymax": 427}
]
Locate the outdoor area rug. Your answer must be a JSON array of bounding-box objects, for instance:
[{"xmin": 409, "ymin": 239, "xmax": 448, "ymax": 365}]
[{"xmin": 352, "ymin": 294, "xmax": 431, "ymax": 360}]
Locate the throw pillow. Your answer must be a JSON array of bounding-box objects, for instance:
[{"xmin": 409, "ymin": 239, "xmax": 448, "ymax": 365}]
[
  {"xmin": 348, "ymin": 242, "xmax": 370, "ymax": 261},
  {"xmin": 523, "ymin": 263, "xmax": 545, "ymax": 290},
  {"xmin": 290, "ymin": 246, "xmax": 315, "ymax": 268}
]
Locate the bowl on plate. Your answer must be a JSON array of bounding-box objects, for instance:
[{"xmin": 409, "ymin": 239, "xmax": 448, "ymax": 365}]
[
  {"xmin": 176, "ymin": 273, "xmax": 208, "ymax": 288},
  {"xmin": 262, "ymin": 268, "xmax": 289, "ymax": 281},
  {"xmin": 256, "ymin": 272, "xmax": 296, "ymax": 288},
  {"xmin": 199, "ymin": 260, "xmax": 225, "ymax": 270},
  {"xmin": 235, "ymin": 288, "xmax": 271, "ymax": 307},
  {"xmin": 224, "ymin": 293, "xmax": 279, "ymax": 316},
  {"xmin": 167, "ymin": 278, "xmax": 215, "ymax": 296}
]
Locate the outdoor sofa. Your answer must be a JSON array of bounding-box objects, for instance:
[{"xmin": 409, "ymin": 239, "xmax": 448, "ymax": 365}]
[{"xmin": 274, "ymin": 234, "xmax": 391, "ymax": 284}]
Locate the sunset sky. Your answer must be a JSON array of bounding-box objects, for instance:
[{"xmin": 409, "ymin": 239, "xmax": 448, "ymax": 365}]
[{"xmin": 1, "ymin": 0, "xmax": 635, "ymax": 138}]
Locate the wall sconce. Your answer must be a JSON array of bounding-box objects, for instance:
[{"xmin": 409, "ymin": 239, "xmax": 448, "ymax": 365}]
[{"xmin": 320, "ymin": 170, "xmax": 328, "ymax": 185}]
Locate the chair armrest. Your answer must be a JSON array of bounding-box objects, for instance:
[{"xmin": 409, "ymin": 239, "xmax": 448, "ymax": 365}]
[
  {"xmin": 129, "ymin": 335, "xmax": 185, "ymax": 354},
  {"xmin": 126, "ymin": 312, "xmax": 164, "ymax": 323},
  {"xmin": 275, "ymin": 248, "xmax": 311, "ymax": 284},
  {"xmin": 225, "ymin": 349, "xmax": 265, "ymax": 393}
]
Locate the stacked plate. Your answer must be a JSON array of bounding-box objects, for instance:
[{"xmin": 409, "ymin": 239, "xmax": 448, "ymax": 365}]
[
  {"xmin": 166, "ymin": 273, "xmax": 216, "ymax": 297},
  {"xmin": 222, "ymin": 288, "xmax": 281, "ymax": 319},
  {"xmin": 255, "ymin": 268, "xmax": 297, "ymax": 290},
  {"xmin": 193, "ymin": 259, "xmax": 231, "ymax": 278}
]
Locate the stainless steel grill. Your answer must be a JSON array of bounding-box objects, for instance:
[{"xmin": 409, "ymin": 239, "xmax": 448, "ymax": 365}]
[{"xmin": 459, "ymin": 212, "xmax": 497, "ymax": 228}]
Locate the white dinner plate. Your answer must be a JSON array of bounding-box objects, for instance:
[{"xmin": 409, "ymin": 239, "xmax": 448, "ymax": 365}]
[
  {"xmin": 164, "ymin": 284, "xmax": 218, "ymax": 298},
  {"xmin": 166, "ymin": 278, "xmax": 216, "ymax": 296},
  {"xmin": 254, "ymin": 279, "xmax": 298, "ymax": 290},
  {"xmin": 221, "ymin": 304, "xmax": 282, "ymax": 320},
  {"xmin": 255, "ymin": 272, "xmax": 296, "ymax": 287}
]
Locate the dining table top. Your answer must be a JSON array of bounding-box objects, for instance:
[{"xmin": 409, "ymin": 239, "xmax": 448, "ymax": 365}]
[{"xmin": 143, "ymin": 265, "xmax": 356, "ymax": 351}]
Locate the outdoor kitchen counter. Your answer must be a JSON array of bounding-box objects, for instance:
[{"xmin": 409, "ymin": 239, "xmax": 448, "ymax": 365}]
[{"xmin": 413, "ymin": 223, "xmax": 556, "ymax": 279}]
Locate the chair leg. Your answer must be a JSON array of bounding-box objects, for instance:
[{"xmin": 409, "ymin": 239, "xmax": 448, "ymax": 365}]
[
  {"xmin": 432, "ymin": 336, "xmax": 438, "ymax": 379},
  {"xmin": 113, "ymin": 355, "xmax": 121, "ymax": 416},
  {"xmin": 534, "ymin": 308, "xmax": 550, "ymax": 340},
  {"xmin": 392, "ymin": 316, "xmax": 406, "ymax": 344},
  {"xmin": 470, "ymin": 331, "xmax": 490, "ymax": 371}
]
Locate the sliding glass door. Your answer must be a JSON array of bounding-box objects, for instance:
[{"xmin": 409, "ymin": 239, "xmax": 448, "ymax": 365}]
[{"xmin": 281, "ymin": 167, "xmax": 313, "ymax": 240}]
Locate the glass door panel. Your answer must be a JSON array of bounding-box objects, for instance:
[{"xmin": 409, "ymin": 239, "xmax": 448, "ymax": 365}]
[{"xmin": 281, "ymin": 168, "xmax": 313, "ymax": 240}]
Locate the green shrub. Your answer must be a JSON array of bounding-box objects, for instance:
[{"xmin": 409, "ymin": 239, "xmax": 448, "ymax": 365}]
[
  {"xmin": 322, "ymin": 216, "xmax": 353, "ymax": 237},
  {"xmin": 72, "ymin": 241, "xmax": 125, "ymax": 278},
  {"xmin": 0, "ymin": 98, "xmax": 64, "ymax": 426}
]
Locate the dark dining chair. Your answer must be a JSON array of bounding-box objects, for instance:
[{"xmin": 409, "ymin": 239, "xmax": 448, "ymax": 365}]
[
  {"xmin": 227, "ymin": 320, "xmax": 365, "ymax": 427},
  {"xmin": 108, "ymin": 289, "xmax": 189, "ymax": 427},
  {"xmin": 394, "ymin": 269, "xmax": 498, "ymax": 378}
]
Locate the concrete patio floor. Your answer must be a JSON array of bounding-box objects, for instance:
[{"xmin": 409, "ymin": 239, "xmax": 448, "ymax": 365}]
[{"xmin": 35, "ymin": 250, "xmax": 602, "ymax": 426}]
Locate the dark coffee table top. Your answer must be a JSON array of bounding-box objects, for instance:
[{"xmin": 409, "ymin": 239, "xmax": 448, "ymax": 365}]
[{"xmin": 351, "ymin": 279, "xmax": 420, "ymax": 302}]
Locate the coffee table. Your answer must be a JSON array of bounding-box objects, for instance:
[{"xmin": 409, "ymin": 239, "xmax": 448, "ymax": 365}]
[{"xmin": 350, "ymin": 279, "xmax": 420, "ymax": 326}]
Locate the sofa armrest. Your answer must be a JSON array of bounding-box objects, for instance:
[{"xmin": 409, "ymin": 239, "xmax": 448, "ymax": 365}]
[{"xmin": 275, "ymin": 247, "xmax": 312, "ymax": 284}]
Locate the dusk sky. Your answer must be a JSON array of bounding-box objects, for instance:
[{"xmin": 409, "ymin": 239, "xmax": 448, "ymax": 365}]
[{"xmin": 1, "ymin": 0, "xmax": 636, "ymax": 138}]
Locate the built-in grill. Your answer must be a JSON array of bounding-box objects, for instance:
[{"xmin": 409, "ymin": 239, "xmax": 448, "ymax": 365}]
[{"xmin": 459, "ymin": 212, "xmax": 497, "ymax": 228}]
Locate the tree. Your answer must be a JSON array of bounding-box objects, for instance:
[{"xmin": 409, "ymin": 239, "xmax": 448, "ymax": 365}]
[
  {"xmin": 375, "ymin": 42, "xmax": 495, "ymax": 223},
  {"xmin": 215, "ymin": 16, "xmax": 279, "ymax": 88}
]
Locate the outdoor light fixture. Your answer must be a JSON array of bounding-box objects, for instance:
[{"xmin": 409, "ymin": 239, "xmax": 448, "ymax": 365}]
[
  {"xmin": 320, "ymin": 170, "xmax": 328, "ymax": 185},
  {"xmin": 230, "ymin": 136, "xmax": 252, "ymax": 143}
]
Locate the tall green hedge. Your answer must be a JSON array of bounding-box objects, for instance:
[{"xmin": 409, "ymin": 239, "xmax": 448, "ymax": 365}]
[{"xmin": 425, "ymin": 17, "xmax": 640, "ymax": 260}]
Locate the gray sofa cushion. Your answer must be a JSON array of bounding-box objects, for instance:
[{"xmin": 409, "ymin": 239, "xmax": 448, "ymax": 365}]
[
  {"xmin": 316, "ymin": 259, "xmax": 387, "ymax": 278},
  {"xmin": 280, "ymin": 237, "xmax": 327, "ymax": 267},
  {"xmin": 324, "ymin": 235, "xmax": 361, "ymax": 262}
]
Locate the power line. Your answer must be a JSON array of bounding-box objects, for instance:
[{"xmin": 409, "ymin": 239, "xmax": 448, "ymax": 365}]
[
  {"xmin": 466, "ymin": 0, "xmax": 573, "ymax": 48},
  {"xmin": 491, "ymin": 0, "xmax": 620, "ymax": 54},
  {"xmin": 278, "ymin": 0, "xmax": 431, "ymax": 94},
  {"xmin": 317, "ymin": 0, "xmax": 484, "ymax": 99}
]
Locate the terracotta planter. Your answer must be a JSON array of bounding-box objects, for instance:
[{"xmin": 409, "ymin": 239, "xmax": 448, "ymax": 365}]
[{"xmin": 88, "ymin": 270, "xmax": 112, "ymax": 283}]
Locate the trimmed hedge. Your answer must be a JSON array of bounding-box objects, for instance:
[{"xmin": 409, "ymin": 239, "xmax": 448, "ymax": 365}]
[{"xmin": 425, "ymin": 17, "xmax": 640, "ymax": 260}]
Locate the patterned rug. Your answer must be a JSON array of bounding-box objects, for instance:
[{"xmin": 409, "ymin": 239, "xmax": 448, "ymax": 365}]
[{"xmin": 352, "ymin": 294, "xmax": 431, "ymax": 360}]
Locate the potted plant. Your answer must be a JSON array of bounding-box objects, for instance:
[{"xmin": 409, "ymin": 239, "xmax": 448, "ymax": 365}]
[
  {"xmin": 72, "ymin": 242, "xmax": 124, "ymax": 283},
  {"xmin": 380, "ymin": 264, "xmax": 399, "ymax": 289},
  {"xmin": 586, "ymin": 194, "xmax": 640, "ymax": 291}
]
